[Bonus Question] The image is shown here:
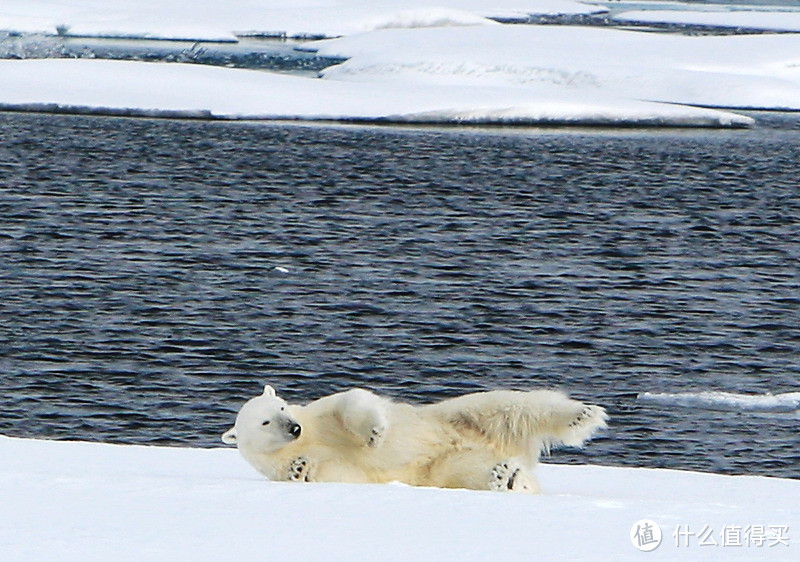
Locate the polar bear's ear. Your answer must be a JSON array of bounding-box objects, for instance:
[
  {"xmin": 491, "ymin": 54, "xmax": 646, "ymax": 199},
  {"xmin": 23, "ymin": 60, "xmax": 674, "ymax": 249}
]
[
  {"xmin": 262, "ymin": 385, "xmax": 276, "ymax": 397},
  {"xmin": 221, "ymin": 427, "xmax": 238, "ymax": 445}
]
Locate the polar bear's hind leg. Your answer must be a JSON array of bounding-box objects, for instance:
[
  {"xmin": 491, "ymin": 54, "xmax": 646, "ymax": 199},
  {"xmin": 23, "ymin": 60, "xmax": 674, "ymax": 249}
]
[
  {"xmin": 422, "ymin": 448, "xmax": 540, "ymax": 493},
  {"xmin": 428, "ymin": 390, "xmax": 607, "ymax": 457}
]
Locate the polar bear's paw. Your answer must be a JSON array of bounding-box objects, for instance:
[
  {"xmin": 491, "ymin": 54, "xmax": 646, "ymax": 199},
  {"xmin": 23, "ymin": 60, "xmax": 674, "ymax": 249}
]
[
  {"xmin": 368, "ymin": 425, "xmax": 387, "ymax": 448},
  {"xmin": 288, "ymin": 457, "xmax": 312, "ymax": 482},
  {"xmin": 348, "ymin": 417, "xmax": 387, "ymax": 448},
  {"xmin": 350, "ymin": 414, "xmax": 388, "ymax": 448},
  {"xmin": 569, "ymin": 407, "xmax": 595, "ymax": 429},
  {"xmin": 490, "ymin": 461, "xmax": 535, "ymax": 493},
  {"xmin": 557, "ymin": 404, "xmax": 608, "ymax": 448},
  {"xmin": 337, "ymin": 388, "xmax": 391, "ymax": 448}
]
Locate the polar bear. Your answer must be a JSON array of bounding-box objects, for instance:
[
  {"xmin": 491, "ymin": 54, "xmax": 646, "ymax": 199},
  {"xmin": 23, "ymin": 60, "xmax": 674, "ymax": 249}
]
[{"xmin": 221, "ymin": 385, "xmax": 607, "ymax": 493}]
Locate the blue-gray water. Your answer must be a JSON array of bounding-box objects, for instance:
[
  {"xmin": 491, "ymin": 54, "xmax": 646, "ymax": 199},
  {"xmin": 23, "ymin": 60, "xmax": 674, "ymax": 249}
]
[{"xmin": 1, "ymin": 112, "xmax": 798, "ymax": 478}]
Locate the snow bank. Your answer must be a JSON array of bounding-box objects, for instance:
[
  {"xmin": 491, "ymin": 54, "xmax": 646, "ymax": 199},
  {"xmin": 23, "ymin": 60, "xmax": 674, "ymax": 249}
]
[
  {"xmin": 639, "ymin": 391, "xmax": 800, "ymax": 414},
  {"xmin": 313, "ymin": 25, "xmax": 800, "ymax": 110},
  {"xmin": 0, "ymin": 0, "xmax": 601, "ymax": 40},
  {"xmin": 0, "ymin": 59, "xmax": 753, "ymax": 127},
  {"xmin": 0, "ymin": 435, "xmax": 797, "ymax": 561},
  {"xmin": 615, "ymin": 9, "xmax": 800, "ymax": 33}
]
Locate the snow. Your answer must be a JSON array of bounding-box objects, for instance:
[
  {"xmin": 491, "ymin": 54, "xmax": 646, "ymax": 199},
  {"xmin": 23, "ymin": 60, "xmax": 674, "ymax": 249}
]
[
  {"xmin": 0, "ymin": 434, "xmax": 797, "ymax": 560},
  {"xmin": 0, "ymin": 0, "xmax": 602, "ymax": 40},
  {"xmin": 313, "ymin": 25, "xmax": 800, "ymax": 110},
  {"xmin": 615, "ymin": 9, "xmax": 800, "ymax": 33},
  {"xmin": 639, "ymin": 391, "xmax": 800, "ymax": 414},
  {"xmin": 4, "ymin": 3, "xmax": 800, "ymax": 126},
  {"xmin": 0, "ymin": 58, "xmax": 754, "ymax": 127}
]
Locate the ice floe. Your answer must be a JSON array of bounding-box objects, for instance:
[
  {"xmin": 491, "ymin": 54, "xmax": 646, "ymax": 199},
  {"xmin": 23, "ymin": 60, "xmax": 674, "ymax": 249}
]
[
  {"xmin": 0, "ymin": 58, "xmax": 754, "ymax": 127},
  {"xmin": 639, "ymin": 391, "xmax": 800, "ymax": 414},
  {"xmin": 615, "ymin": 8, "xmax": 800, "ymax": 33},
  {"xmin": 313, "ymin": 25, "xmax": 800, "ymax": 110},
  {"xmin": 0, "ymin": 0, "xmax": 602, "ymax": 40},
  {"xmin": 3, "ymin": 2, "xmax": 800, "ymax": 126},
  {"xmin": 1, "ymin": 434, "xmax": 798, "ymax": 560}
]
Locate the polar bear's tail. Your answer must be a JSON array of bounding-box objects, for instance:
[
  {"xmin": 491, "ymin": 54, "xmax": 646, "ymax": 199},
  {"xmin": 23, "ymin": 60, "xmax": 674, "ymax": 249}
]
[{"xmin": 425, "ymin": 390, "xmax": 608, "ymax": 461}]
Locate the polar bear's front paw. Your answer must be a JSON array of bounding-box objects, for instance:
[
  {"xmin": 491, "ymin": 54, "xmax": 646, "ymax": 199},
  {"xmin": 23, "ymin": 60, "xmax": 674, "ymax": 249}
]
[
  {"xmin": 368, "ymin": 425, "xmax": 386, "ymax": 448},
  {"xmin": 288, "ymin": 457, "xmax": 312, "ymax": 482},
  {"xmin": 490, "ymin": 461, "xmax": 535, "ymax": 493}
]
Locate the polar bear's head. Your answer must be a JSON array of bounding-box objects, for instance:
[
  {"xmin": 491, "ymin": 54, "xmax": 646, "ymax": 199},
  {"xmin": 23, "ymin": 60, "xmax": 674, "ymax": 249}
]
[{"xmin": 221, "ymin": 385, "xmax": 302, "ymax": 453}]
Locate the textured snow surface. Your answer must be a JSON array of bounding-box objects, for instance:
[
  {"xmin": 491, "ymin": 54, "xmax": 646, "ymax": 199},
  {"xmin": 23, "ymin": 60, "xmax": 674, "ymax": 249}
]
[{"xmin": 0, "ymin": 435, "xmax": 797, "ymax": 561}]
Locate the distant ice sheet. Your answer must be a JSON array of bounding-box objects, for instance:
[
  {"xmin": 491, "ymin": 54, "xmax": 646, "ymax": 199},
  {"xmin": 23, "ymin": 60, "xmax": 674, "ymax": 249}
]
[
  {"xmin": 4, "ymin": 4, "xmax": 798, "ymax": 126},
  {"xmin": 0, "ymin": 59, "xmax": 754, "ymax": 127},
  {"xmin": 639, "ymin": 391, "xmax": 800, "ymax": 413}
]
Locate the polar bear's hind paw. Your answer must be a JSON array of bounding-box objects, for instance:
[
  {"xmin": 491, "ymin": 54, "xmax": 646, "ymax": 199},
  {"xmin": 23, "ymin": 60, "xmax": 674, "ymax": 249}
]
[
  {"xmin": 569, "ymin": 407, "xmax": 594, "ymax": 429},
  {"xmin": 490, "ymin": 461, "xmax": 535, "ymax": 493},
  {"xmin": 491, "ymin": 462, "xmax": 518, "ymax": 491}
]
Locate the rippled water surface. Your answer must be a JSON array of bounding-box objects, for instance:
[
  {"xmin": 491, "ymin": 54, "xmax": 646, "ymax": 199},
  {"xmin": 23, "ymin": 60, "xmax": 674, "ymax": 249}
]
[{"xmin": 1, "ymin": 112, "xmax": 798, "ymax": 477}]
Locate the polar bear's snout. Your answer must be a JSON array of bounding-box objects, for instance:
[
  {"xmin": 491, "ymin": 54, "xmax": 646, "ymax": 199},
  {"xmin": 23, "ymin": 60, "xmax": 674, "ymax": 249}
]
[{"xmin": 276, "ymin": 414, "xmax": 302, "ymax": 440}]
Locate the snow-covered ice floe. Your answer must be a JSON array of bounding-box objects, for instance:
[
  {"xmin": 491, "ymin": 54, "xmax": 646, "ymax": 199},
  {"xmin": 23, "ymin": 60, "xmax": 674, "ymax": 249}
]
[
  {"xmin": 639, "ymin": 391, "xmax": 800, "ymax": 414},
  {"xmin": 0, "ymin": 59, "xmax": 754, "ymax": 127},
  {"xmin": 313, "ymin": 25, "xmax": 800, "ymax": 111},
  {"xmin": 1, "ymin": 435, "xmax": 797, "ymax": 560},
  {"xmin": 615, "ymin": 9, "xmax": 800, "ymax": 33},
  {"xmin": 0, "ymin": 0, "xmax": 603, "ymax": 40},
  {"xmin": 5, "ymin": 4, "xmax": 799, "ymax": 127},
  {"xmin": 4, "ymin": 5, "xmax": 799, "ymax": 127}
]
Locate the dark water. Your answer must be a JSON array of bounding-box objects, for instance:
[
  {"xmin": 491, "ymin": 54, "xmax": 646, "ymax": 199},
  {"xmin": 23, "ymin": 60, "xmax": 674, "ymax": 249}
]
[
  {"xmin": 1, "ymin": 112, "xmax": 798, "ymax": 478},
  {"xmin": 0, "ymin": 33, "xmax": 342, "ymax": 73}
]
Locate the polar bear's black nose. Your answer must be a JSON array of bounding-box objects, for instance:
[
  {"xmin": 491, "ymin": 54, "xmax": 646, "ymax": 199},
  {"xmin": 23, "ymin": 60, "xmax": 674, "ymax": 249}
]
[{"xmin": 289, "ymin": 423, "xmax": 301, "ymax": 438}]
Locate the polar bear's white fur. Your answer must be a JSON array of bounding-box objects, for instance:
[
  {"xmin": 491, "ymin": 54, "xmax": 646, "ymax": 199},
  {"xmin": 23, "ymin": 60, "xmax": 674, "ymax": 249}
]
[{"xmin": 222, "ymin": 385, "xmax": 607, "ymax": 493}]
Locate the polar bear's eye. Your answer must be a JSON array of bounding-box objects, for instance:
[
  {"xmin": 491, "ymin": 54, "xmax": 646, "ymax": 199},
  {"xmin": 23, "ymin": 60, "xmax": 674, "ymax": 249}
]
[
  {"xmin": 280, "ymin": 407, "xmax": 285, "ymax": 411},
  {"xmin": 262, "ymin": 420, "xmax": 271, "ymax": 426}
]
